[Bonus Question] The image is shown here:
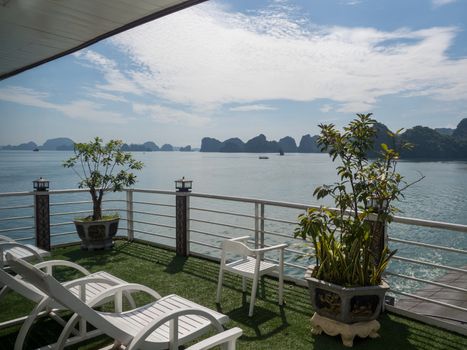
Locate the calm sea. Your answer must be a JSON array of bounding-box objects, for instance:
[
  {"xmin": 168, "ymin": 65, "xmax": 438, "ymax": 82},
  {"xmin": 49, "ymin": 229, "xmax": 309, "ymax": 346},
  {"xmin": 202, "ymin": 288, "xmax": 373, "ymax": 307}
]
[{"xmin": 1, "ymin": 150, "xmax": 466, "ymax": 290}]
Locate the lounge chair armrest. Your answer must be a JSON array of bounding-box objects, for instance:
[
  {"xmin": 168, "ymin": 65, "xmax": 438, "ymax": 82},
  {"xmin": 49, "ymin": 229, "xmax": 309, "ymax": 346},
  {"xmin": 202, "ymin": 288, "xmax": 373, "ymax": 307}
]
[
  {"xmin": 254, "ymin": 243, "xmax": 288, "ymax": 253},
  {"xmin": 128, "ymin": 307, "xmax": 225, "ymax": 350},
  {"xmin": 62, "ymin": 276, "xmax": 119, "ymax": 289},
  {"xmin": 85, "ymin": 283, "xmax": 161, "ymax": 308},
  {"xmin": 34, "ymin": 260, "xmax": 90, "ymax": 276},
  {"xmin": 185, "ymin": 327, "xmax": 243, "ymax": 350}
]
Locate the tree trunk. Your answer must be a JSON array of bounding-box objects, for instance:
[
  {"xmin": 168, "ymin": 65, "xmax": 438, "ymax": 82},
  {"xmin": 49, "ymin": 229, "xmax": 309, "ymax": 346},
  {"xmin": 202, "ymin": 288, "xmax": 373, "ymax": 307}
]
[
  {"xmin": 90, "ymin": 190, "xmax": 102, "ymax": 221},
  {"xmin": 369, "ymin": 219, "xmax": 386, "ymax": 265}
]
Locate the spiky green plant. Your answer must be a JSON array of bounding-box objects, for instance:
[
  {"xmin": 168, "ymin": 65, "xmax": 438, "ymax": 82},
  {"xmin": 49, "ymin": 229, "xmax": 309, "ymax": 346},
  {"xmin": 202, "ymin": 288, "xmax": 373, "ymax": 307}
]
[{"xmin": 295, "ymin": 113, "xmax": 422, "ymax": 287}]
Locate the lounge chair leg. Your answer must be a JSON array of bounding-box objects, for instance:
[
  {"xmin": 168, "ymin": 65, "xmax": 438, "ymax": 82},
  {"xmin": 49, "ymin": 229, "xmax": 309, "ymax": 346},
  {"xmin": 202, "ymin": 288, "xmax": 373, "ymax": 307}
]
[
  {"xmin": 15, "ymin": 298, "xmax": 49, "ymax": 350},
  {"xmin": 242, "ymin": 276, "xmax": 246, "ymax": 292}
]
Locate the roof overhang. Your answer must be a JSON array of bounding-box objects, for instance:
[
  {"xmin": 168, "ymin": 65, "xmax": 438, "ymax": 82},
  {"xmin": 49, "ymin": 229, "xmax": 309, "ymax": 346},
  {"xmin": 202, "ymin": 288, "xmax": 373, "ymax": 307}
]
[{"xmin": 0, "ymin": 0, "xmax": 208, "ymax": 80}]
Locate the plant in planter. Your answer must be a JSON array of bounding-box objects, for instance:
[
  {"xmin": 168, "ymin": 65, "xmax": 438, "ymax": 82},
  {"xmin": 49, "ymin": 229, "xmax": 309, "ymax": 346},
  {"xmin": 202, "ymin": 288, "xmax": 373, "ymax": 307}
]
[
  {"xmin": 64, "ymin": 137, "xmax": 143, "ymax": 250},
  {"xmin": 295, "ymin": 114, "xmax": 422, "ymax": 328}
]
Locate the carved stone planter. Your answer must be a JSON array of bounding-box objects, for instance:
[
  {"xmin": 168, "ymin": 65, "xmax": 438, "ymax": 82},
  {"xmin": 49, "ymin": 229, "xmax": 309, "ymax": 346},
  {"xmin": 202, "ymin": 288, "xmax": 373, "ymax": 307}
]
[
  {"xmin": 305, "ymin": 268, "xmax": 389, "ymax": 324},
  {"xmin": 74, "ymin": 217, "xmax": 119, "ymax": 250}
]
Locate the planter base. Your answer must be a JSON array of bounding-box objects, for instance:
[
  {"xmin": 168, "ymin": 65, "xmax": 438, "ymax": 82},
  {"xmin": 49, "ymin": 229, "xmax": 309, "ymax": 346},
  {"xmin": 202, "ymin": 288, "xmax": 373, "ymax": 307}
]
[
  {"xmin": 74, "ymin": 218, "xmax": 119, "ymax": 251},
  {"xmin": 311, "ymin": 312, "xmax": 380, "ymax": 347}
]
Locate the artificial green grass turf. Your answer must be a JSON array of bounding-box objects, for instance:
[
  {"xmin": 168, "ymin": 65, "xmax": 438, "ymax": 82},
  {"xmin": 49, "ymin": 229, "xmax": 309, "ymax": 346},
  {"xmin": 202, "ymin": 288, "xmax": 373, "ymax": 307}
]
[{"xmin": 0, "ymin": 241, "xmax": 466, "ymax": 349}]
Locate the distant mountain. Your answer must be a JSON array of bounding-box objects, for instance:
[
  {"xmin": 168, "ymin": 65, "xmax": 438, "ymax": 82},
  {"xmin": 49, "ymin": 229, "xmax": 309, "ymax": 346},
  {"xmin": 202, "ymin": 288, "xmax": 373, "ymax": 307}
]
[
  {"xmin": 399, "ymin": 119, "xmax": 467, "ymax": 159},
  {"xmin": 298, "ymin": 134, "xmax": 320, "ymax": 153},
  {"xmin": 41, "ymin": 138, "xmax": 74, "ymax": 150},
  {"xmin": 200, "ymin": 137, "xmax": 222, "ymax": 152},
  {"xmin": 245, "ymin": 134, "xmax": 279, "ymax": 153},
  {"xmin": 279, "ymin": 136, "xmax": 298, "ymax": 153},
  {"xmin": 160, "ymin": 144, "xmax": 174, "ymax": 151},
  {"xmin": 1, "ymin": 141, "xmax": 37, "ymax": 150},
  {"xmin": 122, "ymin": 141, "xmax": 159, "ymax": 152},
  {"xmin": 453, "ymin": 119, "xmax": 467, "ymax": 140},
  {"xmin": 179, "ymin": 145, "xmax": 192, "ymax": 152},
  {"xmin": 435, "ymin": 128, "xmax": 454, "ymax": 136},
  {"xmin": 220, "ymin": 138, "xmax": 244, "ymax": 152}
]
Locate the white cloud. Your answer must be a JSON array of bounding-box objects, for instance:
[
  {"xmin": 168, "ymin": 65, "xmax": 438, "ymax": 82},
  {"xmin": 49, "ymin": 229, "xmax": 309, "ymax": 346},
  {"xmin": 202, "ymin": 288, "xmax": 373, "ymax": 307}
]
[
  {"xmin": 343, "ymin": 1, "xmax": 363, "ymax": 6},
  {"xmin": 74, "ymin": 51, "xmax": 142, "ymax": 95},
  {"xmin": 0, "ymin": 86, "xmax": 126, "ymax": 123},
  {"xmin": 230, "ymin": 104, "xmax": 276, "ymax": 112},
  {"xmin": 101, "ymin": 2, "xmax": 467, "ymax": 114},
  {"xmin": 132, "ymin": 103, "xmax": 209, "ymax": 126},
  {"xmin": 89, "ymin": 91, "xmax": 128, "ymax": 103},
  {"xmin": 320, "ymin": 104, "xmax": 333, "ymax": 113},
  {"xmin": 432, "ymin": 0, "xmax": 457, "ymax": 8}
]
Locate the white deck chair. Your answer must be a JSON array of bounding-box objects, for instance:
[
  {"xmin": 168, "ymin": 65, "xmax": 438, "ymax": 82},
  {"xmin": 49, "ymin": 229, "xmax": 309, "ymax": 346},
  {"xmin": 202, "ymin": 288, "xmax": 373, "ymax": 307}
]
[
  {"xmin": 0, "ymin": 235, "xmax": 50, "ymax": 270},
  {"xmin": 216, "ymin": 236, "xmax": 287, "ymax": 317},
  {"xmin": 6, "ymin": 253, "xmax": 233, "ymax": 350},
  {"xmin": 0, "ymin": 259, "xmax": 135, "ymax": 350}
]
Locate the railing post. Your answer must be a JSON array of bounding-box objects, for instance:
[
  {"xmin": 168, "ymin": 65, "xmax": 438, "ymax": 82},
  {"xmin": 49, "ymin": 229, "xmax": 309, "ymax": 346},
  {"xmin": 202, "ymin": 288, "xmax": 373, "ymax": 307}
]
[
  {"xmin": 175, "ymin": 178, "xmax": 192, "ymax": 257},
  {"xmin": 260, "ymin": 203, "xmax": 265, "ymax": 249},
  {"xmin": 126, "ymin": 189, "xmax": 134, "ymax": 241},
  {"xmin": 254, "ymin": 203, "xmax": 259, "ymax": 249},
  {"xmin": 33, "ymin": 178, "xmax": 50, "ymax": 251}
]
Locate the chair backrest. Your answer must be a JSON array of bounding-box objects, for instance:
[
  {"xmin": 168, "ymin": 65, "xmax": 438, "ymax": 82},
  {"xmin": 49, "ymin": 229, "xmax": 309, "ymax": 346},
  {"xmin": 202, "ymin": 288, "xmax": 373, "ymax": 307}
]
[
  {"xmin": 5, "ymin": 253, "xmax": 128, "ymax": 342},
  {"xmin": 0, "ymin": 268, "xmax": 44, "ymax": 303},
  {"xmin": 222, "ymin": 240, "xmax": 253, "ymax": 257}
]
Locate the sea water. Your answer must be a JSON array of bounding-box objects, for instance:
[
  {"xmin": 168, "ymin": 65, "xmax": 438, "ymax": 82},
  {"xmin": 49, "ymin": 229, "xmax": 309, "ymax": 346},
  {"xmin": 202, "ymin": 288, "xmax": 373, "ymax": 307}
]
[{"xmin": 0, "ymin": 151, "xmax": 466, "ymax": 291}]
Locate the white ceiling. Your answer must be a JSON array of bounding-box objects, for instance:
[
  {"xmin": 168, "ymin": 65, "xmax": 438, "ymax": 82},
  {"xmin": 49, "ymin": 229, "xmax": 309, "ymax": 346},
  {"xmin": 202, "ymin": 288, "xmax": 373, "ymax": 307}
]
[{"xmin": 0, "ymin": 0, "xmax": 207, "ymax": 80}]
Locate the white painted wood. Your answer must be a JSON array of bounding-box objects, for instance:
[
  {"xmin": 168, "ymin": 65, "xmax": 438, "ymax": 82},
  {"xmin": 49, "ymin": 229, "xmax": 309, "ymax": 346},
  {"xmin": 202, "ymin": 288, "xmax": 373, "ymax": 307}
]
[
  {"xmin": 216, "ymin": 237, "xmax": 287, "ymax": 316},
  {"xmin": 6, "ymin": 254, "xmax": 230, "ymax": 350},
  {"xmin": 185, "ymin": 327, "xmax": 243, "ymax": 350},
  {"xmin": 0, "ymin": 257, "xmax": 131, "ymax": 350}
]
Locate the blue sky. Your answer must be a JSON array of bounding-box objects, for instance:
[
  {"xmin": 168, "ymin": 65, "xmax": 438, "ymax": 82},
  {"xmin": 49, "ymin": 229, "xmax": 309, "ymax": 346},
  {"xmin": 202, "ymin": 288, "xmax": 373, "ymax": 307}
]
[{"xmin": 1, "ymin": 0, "xmax": 467, "ymax": 147}]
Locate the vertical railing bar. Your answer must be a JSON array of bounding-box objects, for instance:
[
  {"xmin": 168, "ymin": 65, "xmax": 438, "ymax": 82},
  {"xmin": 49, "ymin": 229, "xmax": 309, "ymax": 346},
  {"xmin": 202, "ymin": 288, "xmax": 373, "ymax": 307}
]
[
  {"xmin": 126, "ymin": 189, "xmax": 134, "ymax": 241},
  {"xmin": 260, "ymin": 203, "xmax": 265, "ymax": 249},
  {"xmin": 254, "ymin": 202, "xmax": 259, "ymax": 249}
]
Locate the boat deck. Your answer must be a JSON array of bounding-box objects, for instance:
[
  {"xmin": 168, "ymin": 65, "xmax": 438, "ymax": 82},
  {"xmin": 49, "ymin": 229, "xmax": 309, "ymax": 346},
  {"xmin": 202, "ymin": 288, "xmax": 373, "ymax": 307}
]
[
  {"xmin": 0, "ymin": 241, "xmax": 466, "ymax": 349},
  {"xmin": 397, "ymin": 266, "xmax": 467, "ymax": 328}
]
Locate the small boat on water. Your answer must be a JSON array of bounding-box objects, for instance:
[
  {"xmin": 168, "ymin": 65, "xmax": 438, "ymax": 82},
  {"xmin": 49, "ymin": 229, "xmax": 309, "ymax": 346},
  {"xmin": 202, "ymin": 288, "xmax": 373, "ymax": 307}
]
[
  {"xmin": 259, "ymin": 156, "xmax": 269, "ymax": 159},
  {"xmin": 279, "ymin": 149, "xmax": 284, "ymax": 156},
  {"xmin": 33, "ymin": 148, "xmax": 39, "ymax": 152}
]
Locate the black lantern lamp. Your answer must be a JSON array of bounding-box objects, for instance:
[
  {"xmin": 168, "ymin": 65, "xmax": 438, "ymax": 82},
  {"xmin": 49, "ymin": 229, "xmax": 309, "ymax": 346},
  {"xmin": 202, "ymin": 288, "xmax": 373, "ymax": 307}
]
[
  {"xmin": 33, "ymin": 177, "xmax": 49, "ymax": 191},
  {"xmin": 368, "ymin": 196, "xmax": 388, "ymax": 213},
  {"xmin": 175, "ymin": 177, "xmax": 192, "ymax": 192}
]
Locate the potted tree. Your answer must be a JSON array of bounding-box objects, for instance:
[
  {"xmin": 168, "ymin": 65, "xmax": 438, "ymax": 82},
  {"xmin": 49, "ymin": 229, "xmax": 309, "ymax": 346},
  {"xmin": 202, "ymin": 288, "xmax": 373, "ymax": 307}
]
[
  {"xmin": 295, "ymin": 114, "xmax": 422, "ymax": 331},
  {"xmin": 64, "ymin": 137, "xmax": 143, "ymax": 250}
]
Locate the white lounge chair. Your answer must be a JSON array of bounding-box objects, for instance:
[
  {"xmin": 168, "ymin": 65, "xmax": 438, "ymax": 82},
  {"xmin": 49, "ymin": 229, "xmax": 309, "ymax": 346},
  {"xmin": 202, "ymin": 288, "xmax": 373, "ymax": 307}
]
[
  {"xmin": 0, "ymin": 259, "xmax": 135, "ymax": 349},
  {"xmin": 6, "ymin": 253, "xmax": 236, "ymax": 350},
  {"xmin": 0, "ymin": 235, "xmax": 50, "ymax": 270},
  {"xmin": 216, "ymin": 236, "xmax": 287, "ymax": 317}
]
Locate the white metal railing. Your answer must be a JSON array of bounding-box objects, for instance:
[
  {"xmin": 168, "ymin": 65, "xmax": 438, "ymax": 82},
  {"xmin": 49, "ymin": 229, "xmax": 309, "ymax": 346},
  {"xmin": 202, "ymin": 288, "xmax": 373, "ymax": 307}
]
[{"xmin": 1, "ymin": 187, "xmax": 466, "ymax": 335}]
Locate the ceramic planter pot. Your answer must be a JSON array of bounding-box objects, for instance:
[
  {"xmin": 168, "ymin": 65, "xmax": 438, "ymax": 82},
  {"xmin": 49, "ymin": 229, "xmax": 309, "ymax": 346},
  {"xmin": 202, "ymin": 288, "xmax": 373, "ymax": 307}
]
[
  {"xmin": 305, "ymin": 267, "xmax": 389, "ymax": 324},
  {"xmin": 74, "ymin": 217, "xmax": 119, "ymax": 250}
]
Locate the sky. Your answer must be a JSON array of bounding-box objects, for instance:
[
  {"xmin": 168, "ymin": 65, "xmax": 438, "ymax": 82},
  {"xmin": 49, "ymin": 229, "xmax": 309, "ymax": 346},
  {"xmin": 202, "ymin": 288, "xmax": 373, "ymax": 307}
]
[{"xmin": 1, "ymin": 0, "xmax": 467, "ymax": 147}]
